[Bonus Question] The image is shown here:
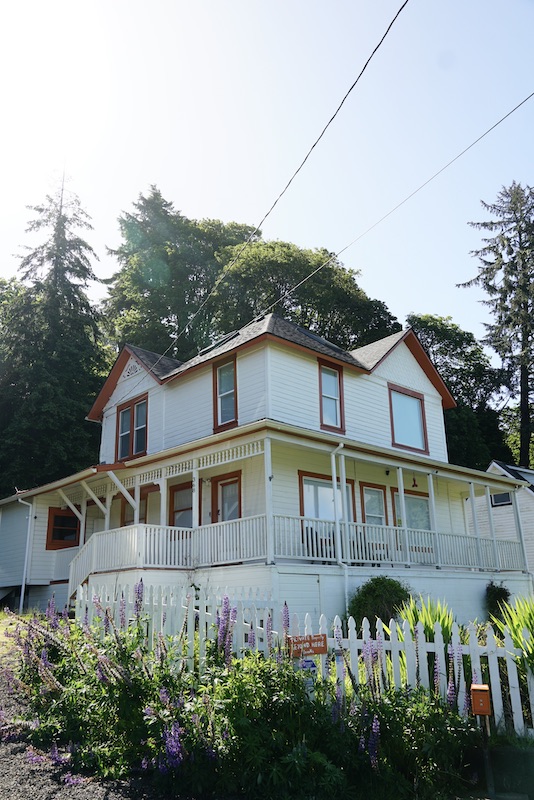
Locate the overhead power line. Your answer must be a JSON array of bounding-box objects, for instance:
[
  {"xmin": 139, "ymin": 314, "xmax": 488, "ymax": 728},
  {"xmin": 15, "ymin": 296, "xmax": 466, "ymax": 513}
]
[{"xmin": 253, "ymin": 89, "xmax": 534, "ymax": 321}]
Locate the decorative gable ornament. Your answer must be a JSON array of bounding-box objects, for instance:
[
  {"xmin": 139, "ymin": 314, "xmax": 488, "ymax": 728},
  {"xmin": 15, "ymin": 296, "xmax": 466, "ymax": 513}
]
[{"xmin": 123, "ymin": 359, "xmax": 143, "ymax": 380}]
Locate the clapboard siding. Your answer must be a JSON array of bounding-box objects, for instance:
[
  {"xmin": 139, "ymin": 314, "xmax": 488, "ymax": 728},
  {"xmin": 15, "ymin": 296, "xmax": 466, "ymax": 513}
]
[
  {"xmin": 0, "ymin": 502, "xmax": 28, "ymax": 585},
  {"xmin": 162, "ymin": 368, "xmax": 213, "ymax": 449}
]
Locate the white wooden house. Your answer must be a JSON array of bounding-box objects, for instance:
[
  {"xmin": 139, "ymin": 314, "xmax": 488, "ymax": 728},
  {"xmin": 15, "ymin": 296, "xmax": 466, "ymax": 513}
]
[
  {"xmin": 468, "ymin": 460, "xmax": 534, "ymax": 576},
  {"xmin": 1, "ymin": 315, "xmax": 531, "ymax": 622}
]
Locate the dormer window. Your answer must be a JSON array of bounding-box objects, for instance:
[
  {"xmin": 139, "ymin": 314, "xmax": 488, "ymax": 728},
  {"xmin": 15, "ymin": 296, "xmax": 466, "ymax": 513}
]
[
  {"xmin": 388, "ymin": 384, "xmax": 428, "ymax": 454},
  {"xmin": 319, "ymin": 360, "xmax": 344, "ymax": 432},
  {"xmin": 213, "ymin": 357, "xmax": 237, "ymax": 431},
  {"xmin": 116, "ymin": 395, "xmax": 148, "ymax": 461}
]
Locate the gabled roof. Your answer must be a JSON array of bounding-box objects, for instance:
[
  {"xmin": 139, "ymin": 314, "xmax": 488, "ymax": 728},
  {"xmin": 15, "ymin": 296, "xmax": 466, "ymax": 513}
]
[
  {"xmin": 489, "ymin": 460, "xmax": 534, "ymax": 492},
  {"xmin": 87, "ymin": 315, "xmax": 456, "ymax": 421},
  {"xmin": 352, "ymin": 327, "xmax": 456, "ymax": 410},
  {"xmin": 87, "ymin": 344, "xmax": 182, "ymax": 422},
  {"xmin": 163, "ymin": 314, "xmax": 368, "ymax": 380}
]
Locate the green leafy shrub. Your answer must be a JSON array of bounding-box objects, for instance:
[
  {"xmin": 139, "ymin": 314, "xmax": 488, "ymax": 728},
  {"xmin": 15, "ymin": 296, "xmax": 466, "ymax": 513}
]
[
  {"xmin": 348, "ymin": 577, "xmax": 411, "ymax": 631},
  {"xmin": 486, "ymin": 580, "xmax": 511, "ymax": 622},
  {"xmin": 5, "ymin": 588, "xmax": 481, "ymax": 799}
]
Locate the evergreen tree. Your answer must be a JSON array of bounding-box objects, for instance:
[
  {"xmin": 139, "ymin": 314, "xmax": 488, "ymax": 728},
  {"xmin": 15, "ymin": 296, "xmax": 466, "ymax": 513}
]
[
  {"xmin": 0, "ymin": 186, "xmax": 107, "ymax": 497},
  {"xmin": 406, "ymin": 313, "xmax": 512, "ymax": 469},
  {"xmin": 459, "ymin": 182, "xmax": 534, "ymax": 467}
]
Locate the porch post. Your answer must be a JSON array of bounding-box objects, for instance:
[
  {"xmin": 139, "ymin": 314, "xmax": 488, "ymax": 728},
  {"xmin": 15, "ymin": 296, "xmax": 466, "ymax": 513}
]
[
  {"xmin": 264, "ymin": 438, "xmax": 274, "ymax": 564},
  {"xmin": 159, "ymin": 475, "xmax": 168, "ymax": 527},
  {"xmin": 484, "ymin": 486, "xmax": 499, "ymax": 570},
  {"xmin": 427, "ymin": 474, "xmax": 441, "ymax": 567},
  {"xmin": 104, "ymin": 489, "xmax": 112, "ymax": 530},
  {"xmin": 80, "ymin": 498, "xmax": 87, "ymax": 548},
  {"xmin": 331, "ymin": 446, "xmax": 343, "ymax": 563},
  {"xmin": 396, "ymin": 467, "xmax": 410, "ymax": 565},
  {"xmin": 469, "ymin": 482, "xmax": 482, "ymax": 569},
  {"xmin": 192, "ymin": 459, "xmax": 199, "ymax": 528},
  {"xmin": 511, "ymin": 490, "xmax": 529, "ymax": 572},
  {"xmin": 339, "ymin": 452, "xmax": 348, "ymax": 561},
  {"xmin": 133, "ymin": 477, "xmax": 141, "ymax": 525}
]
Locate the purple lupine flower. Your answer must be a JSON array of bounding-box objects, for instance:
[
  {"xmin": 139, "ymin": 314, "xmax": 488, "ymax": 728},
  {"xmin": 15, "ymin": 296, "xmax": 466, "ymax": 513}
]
[
  {"xmin": 282, "ymin": 602, "xmax": 290, "ymax": 634},
  {"xmin": 92, "ymin": 594, "xmax": 103, "ymax": 616},
  {"xmin": 266, "ymin": 614, "xmax": 273, "ymax": 653},
  {"xmin": 61, "ymin": 606, "xmax": 69, "ymax": 622},
  {"xmin": 96, "ymin": 662, "xmax": 109, "ymax": 684},
  {"xmin": 224, "ymin": 627, "xmax": 233, "ymax": 666},
  {"xmin": 141, "ymin": 757, "xmax": 149, "ymax": 770},
  {"xmin": 218, "ymin": 597, "xmax": 230, "ymax": 649},
  {"xmin": 358, "ymin": 734, "xmax": 366, "ymax": 754},
  {"xmin": 230, "ymin": 605, "xmax": 237, "ymax": 625},
  {"xmin": 26, "ymin": 749, "xmax": 46, "ymax": 765},
  {"xmin": 103, "ymin": 611, "xmax": 111, "ymax": 635},
  {"xmin": 134, "ymin": 580, "xmax": 144, "ymax": 618},
  {"xmin": 143, "ymin": 706, "xmax": 155, "ymax": 718},
  {"xmin": 40, "ymin": 649, "xmax": 53, "ymax": 670},
  {"xmin": 248, "ymin": 623, "xmax": 256, "ymax": 650},
  {"xmin": 159, "ymin": 687, "xmax": 170, "ymax": 705},
  {"xmin": 368, "ymin": 714, "xmax": 380, "ymax": 769},
  {"xmin": 62, "ymin": 773, "xmax": 84, "ymax": 786},
  {"xmin": 49, "ymin": 743, "xmax": 69, "ymax": 766},
  {"xmin": 119, "ymin": 594, "xmax": 126, "ymax": 629},
  {"xmin": 83, "ymin": 605, "xmax": 89, "ymax": 629},
  {"xmin": 46, "ymin": 595, "xmax": 58, "ymax": 628},
  {"xmin": 463, "ymin": 689, "xmax": 471, "ymax": 715},
  {"xmin": 163, "ymin": 722, "xmax": 184, "ymax": 768}
]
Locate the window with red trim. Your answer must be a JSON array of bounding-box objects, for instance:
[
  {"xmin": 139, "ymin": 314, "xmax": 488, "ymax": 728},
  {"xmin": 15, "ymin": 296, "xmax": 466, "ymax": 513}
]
[
  {"xmin": 388, "ymin": 384, "xmax": 428, "ymax": 453},
  {"xmin": 116, "ymin": 395, "xmax": 148, "ymax": 460},
  {"xmin": 319, "ymin": 361, "xmax": 344, "ymax": 432},
  {"xmin": 46, "ymin": 507, "xmax": 80, "ymax": 550},
  {"xmin": 213, "ymin": 358, "xmax": 237, "ymax": 431}
]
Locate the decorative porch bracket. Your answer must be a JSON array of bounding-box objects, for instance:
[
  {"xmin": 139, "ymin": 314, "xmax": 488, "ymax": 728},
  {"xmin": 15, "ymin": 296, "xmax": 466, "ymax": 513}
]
[
  {"xmin": 58, "ymin": 489, "xmax": 83, "ymax": 522},
  {"xmin": 107, "ymin": 470, "xmax": 138, "ymax": 512}
]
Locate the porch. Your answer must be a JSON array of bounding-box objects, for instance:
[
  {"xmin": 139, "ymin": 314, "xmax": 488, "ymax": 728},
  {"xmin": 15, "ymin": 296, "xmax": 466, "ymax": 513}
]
[{"xmin": 67, "ymin": 513, "xmax": 526, "ymax": 598}]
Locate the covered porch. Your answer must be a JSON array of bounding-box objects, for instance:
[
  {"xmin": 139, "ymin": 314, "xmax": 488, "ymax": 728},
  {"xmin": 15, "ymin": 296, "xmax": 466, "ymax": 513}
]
[{"xmin": 63, "ymin": 424, "xmax": 530, "ymax": 597}]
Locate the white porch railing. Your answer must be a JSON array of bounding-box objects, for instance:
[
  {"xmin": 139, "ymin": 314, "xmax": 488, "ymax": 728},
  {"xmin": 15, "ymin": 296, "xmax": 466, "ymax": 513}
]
[{"xmin": 68, "ymin": 515, "xmax": 526, "ymax": 596}]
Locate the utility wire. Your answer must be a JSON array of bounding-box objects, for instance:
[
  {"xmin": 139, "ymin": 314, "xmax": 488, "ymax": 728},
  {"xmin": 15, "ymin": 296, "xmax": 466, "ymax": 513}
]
[
  {"xmin": 156, "ymin": 0, "xmax": 411, "ymax": 356},
  {"xmin": 253, "ymin": 89, "xmax": 534, "ymax": 322}
]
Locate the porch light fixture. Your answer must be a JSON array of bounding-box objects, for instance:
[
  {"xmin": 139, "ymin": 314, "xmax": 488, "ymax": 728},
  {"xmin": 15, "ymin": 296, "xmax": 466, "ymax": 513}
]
[{"xmin": 412, "ymin": 474, "xmax": 418, "ymax": 489}]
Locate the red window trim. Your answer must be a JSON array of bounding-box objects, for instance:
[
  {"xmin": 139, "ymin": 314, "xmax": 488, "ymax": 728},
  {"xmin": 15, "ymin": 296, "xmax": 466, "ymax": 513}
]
[
  {"xmin": 360, "ymin": 483, "xmax": 389, "ymax": 526},
  {"xmin": 318, "ymin": 359, "xmax": 345, "ymax": 433},
  {"xmin": 212, "ymin": 357, "xmax": 238, "ymax": 433},
  {"xmin": 211, "ymin": 470, "xmax": 242, "ymax": 522},
  {"xmin": 388, "ymin": 383, "xmax": 429, "ymax": 455},
  {"xmin": 46, "ymin": 507, "xmax": 80, "ymax": 550},
  {"xmin": 298, "ymin": 470, "xmax": 355, "ymax": 519},
  {"xmin": 115, "ymin": 393, "xmax": 148, "ymax": 462},
  {"xmin": 169, "ymin": 480, "xmax": 203, "ymax": 527},
  {"xmin": 120, "ymin": 483, "xmax": 158, "ymax": 526}
]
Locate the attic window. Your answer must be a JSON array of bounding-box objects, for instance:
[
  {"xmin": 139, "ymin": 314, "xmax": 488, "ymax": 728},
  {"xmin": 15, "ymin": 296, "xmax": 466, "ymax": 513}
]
[
  {"xmin": 388, "ymin": 384, "xmax": 428, "ymax": 454},
  {"xmin": 116, "ymin": 395, "xmax": 148, "ymax": 461}
]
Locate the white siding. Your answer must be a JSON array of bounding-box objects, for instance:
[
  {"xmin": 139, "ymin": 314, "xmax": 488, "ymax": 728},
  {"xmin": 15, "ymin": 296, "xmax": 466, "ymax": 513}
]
[
  {"xmin": 0, "ymin": 502, "xmax": 29, "ymax": 585},
  {"xmin": 269, "ymin": 346, "xmax": 320, "ymax": 428},
  {"xmin": 163, "ymin": 368, "xmax": 213, "ymax": 449},
  {"xmin": 235, "ymin": 348, "xmax": 267, "ymax": 424}
]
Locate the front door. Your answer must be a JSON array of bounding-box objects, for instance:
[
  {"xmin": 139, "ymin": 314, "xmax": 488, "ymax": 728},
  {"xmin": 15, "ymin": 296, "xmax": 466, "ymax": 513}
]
[{"xmin": 211, "ymin": 472, "xmax": 241, "ymax": 522}]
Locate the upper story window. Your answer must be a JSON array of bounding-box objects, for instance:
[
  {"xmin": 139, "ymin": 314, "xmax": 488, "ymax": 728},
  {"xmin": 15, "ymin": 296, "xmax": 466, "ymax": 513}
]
[
  {"xmin": 46, "ymin": 507, "xmax": 80, "ymax": 550},
  {"xmin": 116, "ymin": 394, "xmax": 148, "ymax": 461},
  {"xmin": 213, "ymin": 357, "xmax": 237, "ymax": 431},
  {"xmin": 388, "ymin": 383, "xmax": 428, "ymax": 454},
  {"xmin": 319, "ymin": 361, "xmax": 344, "ymax": 432}
]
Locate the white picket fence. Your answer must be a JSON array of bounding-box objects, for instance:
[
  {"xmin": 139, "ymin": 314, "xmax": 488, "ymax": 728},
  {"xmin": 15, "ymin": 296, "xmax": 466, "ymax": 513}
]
[{"xmin": 75, "ymin": 582, "xmax": 534, "ymax": 737}]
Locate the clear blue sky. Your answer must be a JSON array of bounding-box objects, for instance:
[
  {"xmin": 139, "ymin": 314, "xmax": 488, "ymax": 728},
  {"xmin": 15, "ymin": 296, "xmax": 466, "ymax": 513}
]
[{"xmin": 1, "ymin": 0, "xmax": 533, "ymax": 346}]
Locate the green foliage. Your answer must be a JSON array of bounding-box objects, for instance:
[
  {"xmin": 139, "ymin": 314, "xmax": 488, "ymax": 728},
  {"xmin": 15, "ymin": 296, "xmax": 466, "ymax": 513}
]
[
  {"xmin": 347, "ymin": 577, "xmax": 411, "ymax": 631},
  {"xmin": 397, "ymin": 595, "xmax": 455, "ymax": 643},
  {"xmin": 492, "ymin": 596, "xmax": 534, "ymax": 671},
  {"xmin": 212, "ymin": 239, "xmax": 401, "ymax": 350},
  {"xmin": 0, "ymin": 187, "xmax": 110, "ymax": 497},
  {"xmin": 4, "ymin": 593, "xmax": 481, "ymax": 799},
  {"xmin": 407, "ymin": 313, "xmax": 512, "ymax": 469},
  {"xmin": 485, "ymin": 581, "xmax": 511, "ymax": 622},
  {"xmin": 460, "ymin": 182, "xmax": 534, "ymax": 467}
]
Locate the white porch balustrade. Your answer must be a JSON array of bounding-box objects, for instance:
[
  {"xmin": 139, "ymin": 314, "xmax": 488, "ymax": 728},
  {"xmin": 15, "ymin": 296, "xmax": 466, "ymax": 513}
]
[{"xmin": 68, "ymin": 514, "xmax": 526, "ymax": 596}]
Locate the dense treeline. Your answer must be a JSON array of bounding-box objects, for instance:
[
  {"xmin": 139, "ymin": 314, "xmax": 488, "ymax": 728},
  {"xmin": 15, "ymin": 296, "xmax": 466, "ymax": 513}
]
[{"xmin": 0, "ymin": 182, "xmax": 530, "ymax": 497}]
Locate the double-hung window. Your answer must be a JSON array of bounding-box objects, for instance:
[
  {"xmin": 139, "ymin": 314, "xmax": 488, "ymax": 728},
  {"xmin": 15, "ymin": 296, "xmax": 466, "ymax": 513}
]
[
  {"xmin": 393, "ymin": 491, "xmax": 431, "ymax": 530},
  {"xmin": 213, "ymin": 357, "xmax": 237, "ymax": 431},
  {"xmin": 319, "ymin": 361, "xmax": 344, "ymax": 432},
  {"xmin": 116, "ymin": 395, "xmax": 148, "ymax": 461},
  {"xmin": 388, "ymin": 384, "xmax": 428, "ymax": 454},
  {"xmin": 300, "ymin": 473, "xmax": 353, "ymax": 521}
]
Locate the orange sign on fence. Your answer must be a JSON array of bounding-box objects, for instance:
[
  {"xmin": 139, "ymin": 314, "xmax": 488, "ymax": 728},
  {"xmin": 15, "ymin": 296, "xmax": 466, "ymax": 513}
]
[{"xmin": 288, "ymin": 633, "xmax": 328, "ymax": 658}]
